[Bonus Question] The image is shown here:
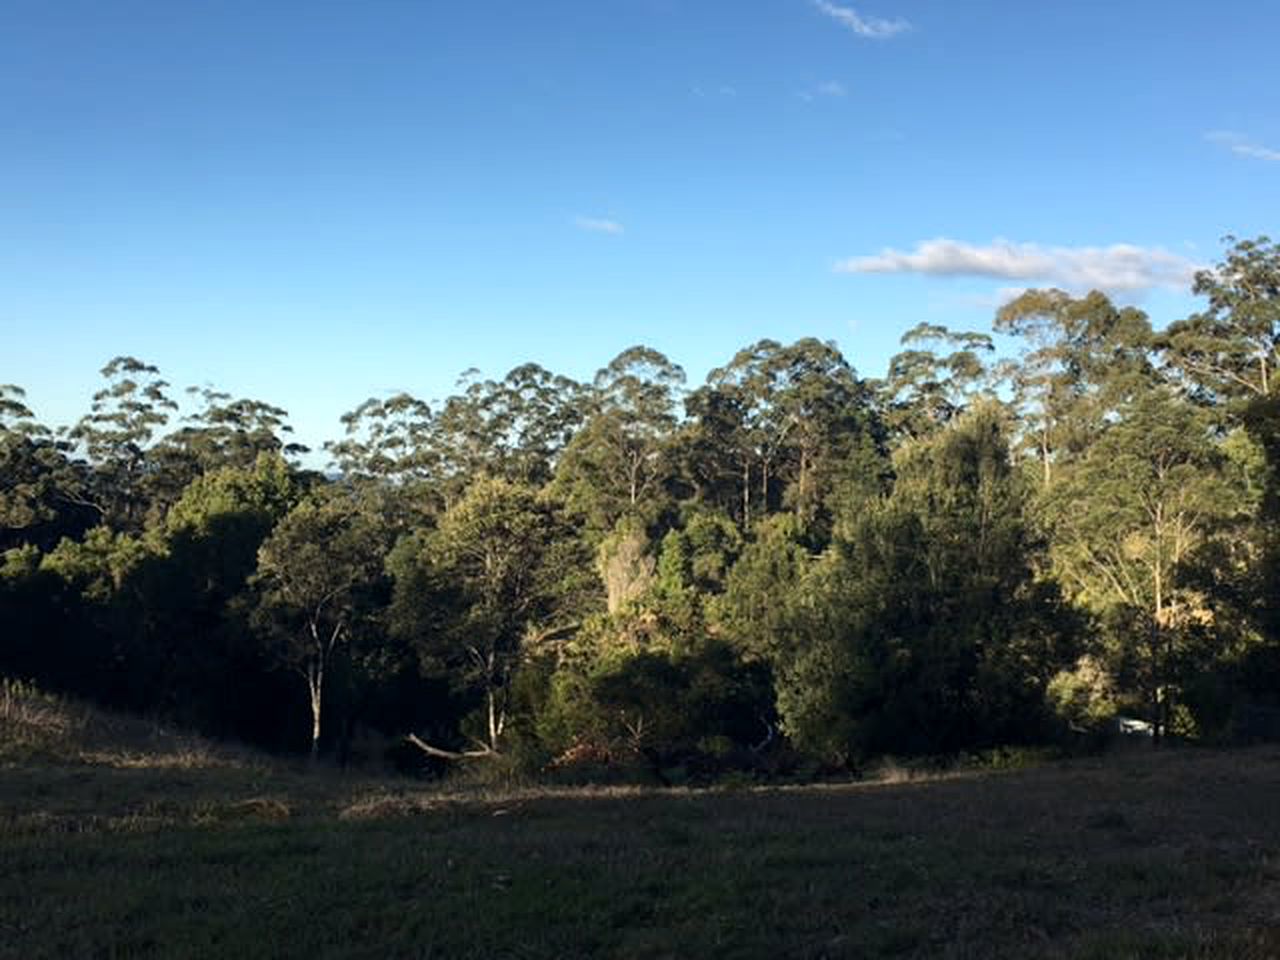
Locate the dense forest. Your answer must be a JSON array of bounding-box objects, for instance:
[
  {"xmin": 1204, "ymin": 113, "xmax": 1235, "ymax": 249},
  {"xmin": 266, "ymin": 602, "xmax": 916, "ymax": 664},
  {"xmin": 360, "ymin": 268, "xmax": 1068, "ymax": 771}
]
[{"xmin": 3, "ymin": 236, "xmax": 1279, "ymax": 779}]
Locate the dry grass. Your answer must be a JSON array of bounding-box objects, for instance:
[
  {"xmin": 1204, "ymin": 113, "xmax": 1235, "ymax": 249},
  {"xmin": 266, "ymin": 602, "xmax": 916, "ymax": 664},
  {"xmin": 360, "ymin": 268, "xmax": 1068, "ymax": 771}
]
[
  {"xmin": 2, "ymin": 684, "xmax": 1279, "ymax": 957},
  {"xmin": 0, "ymin": 677, "xmax": 261, "ymax": 770}
]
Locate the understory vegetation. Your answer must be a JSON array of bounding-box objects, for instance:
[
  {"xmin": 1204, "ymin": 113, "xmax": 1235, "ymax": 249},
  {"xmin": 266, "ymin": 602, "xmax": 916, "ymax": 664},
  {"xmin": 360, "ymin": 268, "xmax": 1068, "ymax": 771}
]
[{"xmin": 3, "ymin": 236, "xmax": 1280, "ymax": 777}]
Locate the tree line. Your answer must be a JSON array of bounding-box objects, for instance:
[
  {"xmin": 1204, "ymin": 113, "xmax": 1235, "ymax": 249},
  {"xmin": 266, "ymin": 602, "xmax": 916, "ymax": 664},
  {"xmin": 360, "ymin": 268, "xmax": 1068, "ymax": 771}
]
[{"xmin": 3, "ymin": 235, "xmax": 1278, "ymax": 778}]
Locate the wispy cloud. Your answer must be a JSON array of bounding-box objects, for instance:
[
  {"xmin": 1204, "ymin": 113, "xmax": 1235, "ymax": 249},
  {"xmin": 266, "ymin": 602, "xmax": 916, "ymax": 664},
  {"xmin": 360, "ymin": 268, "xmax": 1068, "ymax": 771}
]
[
  {"xmin": 798, "ymin": 80, "xmax": 847, "ymax": 101},
  {"xmin": 574, "ymin": 216, "xmax": 625, "ymax": 235},
  {"xmin": 1206, "ymin": 130, "xmax": 1280, "ymax": 162},
  {"xmin": 836, "ymin": 239, "xmax": 1200, "ymax": 295},
  {"xmin": 692, "ymin": 84, "xmax": 737, "ymax": 99},
  {"xmin": 812, "ymin": 0, "xmax": 910, "ymax": 39}
]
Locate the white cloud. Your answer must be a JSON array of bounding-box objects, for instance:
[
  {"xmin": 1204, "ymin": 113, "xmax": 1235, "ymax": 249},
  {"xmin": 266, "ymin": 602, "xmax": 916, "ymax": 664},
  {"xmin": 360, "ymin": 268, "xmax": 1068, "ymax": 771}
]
[
  {"xmin": 797, "ymin": 80, "xmax": 846, "ymax": 101},
  {"xmin": 692, "ymin": 84, "xmax": 737, "ymax": 100},
  {"xmin": 1206, "ymin": 130, "xmax": 1280, "ymax": 162},
  {"xmin": 812, "ymin": 0, "xmax": 910, "ymax": 39},
  {"xmin": 573, "ymin": 216, "xmax": 625, "ymax": 235},
  {"xmin": 836, "ymin": 239, "xmax": 1201, "ymax": 294}
]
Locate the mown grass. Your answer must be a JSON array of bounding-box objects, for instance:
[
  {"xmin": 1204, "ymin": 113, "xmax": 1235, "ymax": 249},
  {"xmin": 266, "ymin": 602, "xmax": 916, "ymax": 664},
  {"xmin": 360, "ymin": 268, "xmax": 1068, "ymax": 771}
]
[{"xmin": 2, "ymin": 683, "xmax": 1278, "ymax": 958}]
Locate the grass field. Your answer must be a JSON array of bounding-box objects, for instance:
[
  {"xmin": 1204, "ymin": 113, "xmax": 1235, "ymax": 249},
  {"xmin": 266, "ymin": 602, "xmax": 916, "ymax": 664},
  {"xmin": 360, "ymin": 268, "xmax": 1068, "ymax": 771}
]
[{"xmin": 2, "ymin": 683, "xmax": 1279, "ymax": 958}]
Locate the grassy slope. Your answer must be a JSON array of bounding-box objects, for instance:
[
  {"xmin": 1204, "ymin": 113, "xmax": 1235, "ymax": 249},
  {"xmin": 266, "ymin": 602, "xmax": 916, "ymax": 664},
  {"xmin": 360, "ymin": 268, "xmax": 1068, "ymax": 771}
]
[{"xmin": 2, "ymin": 684, "xmax": 1279, "ymax": 959}]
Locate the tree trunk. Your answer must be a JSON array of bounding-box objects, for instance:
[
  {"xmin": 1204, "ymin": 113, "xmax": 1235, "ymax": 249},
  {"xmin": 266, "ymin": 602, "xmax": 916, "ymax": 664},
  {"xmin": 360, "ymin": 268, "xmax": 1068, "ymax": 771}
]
[
  {"xmin": 308, "ymin": 662, "xmax": 323, "ymax": 764},
  {"xmin": 1152, "ymin": 521, "xmax": 1165, "ymax": 747},
  {"xmin": 487, "ymin": 686, "xmax": 498, "ymax": 752}
]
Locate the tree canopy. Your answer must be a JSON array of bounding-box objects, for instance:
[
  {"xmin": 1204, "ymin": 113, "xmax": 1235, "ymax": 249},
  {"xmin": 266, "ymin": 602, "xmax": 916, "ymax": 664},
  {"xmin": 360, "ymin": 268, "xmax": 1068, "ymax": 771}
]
[{"xmin": 4, "ymin": 236, "xmax": 1279, "ymax": 776}]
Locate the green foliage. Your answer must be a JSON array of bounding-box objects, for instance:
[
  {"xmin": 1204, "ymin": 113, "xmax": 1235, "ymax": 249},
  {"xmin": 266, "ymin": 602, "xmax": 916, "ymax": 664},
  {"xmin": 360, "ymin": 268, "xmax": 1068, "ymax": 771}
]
[
  {"xmin": 1037, "ymin": 388, "xmax": 1244, "ymax": 738},
  {"xmin": 252, "ymin": 487, "xmax": 391, "ymax": 758},
  {"xmin": 327, "ymin": 392, "xmax": 435, "ymax": 483},
  {"xmin": 8, "ymin": 266, "xmax": 1280, "ymax": 772},
  {"xmin": 537, "ymin": 639, "xmax": 773, "ymax": 780},
  {"xmin": 1046, "ymin": 655, "xmax": 1118, "ymax": 733},
  {"xmin": 879, "ymin": 322, "xmax": 995, "ymax": 440},
  {"xmin": 389, "ymin": 478, "xmax": 590, "ymax": 754},
  {"xmin": 768, "ymin": 405, "xmax": 1079, "ymax": 763},
  {"xmin": 1162, "ymin": 235, "xmax": 1280, "ymax": 404},
  {"xmin": 0, "ymin": 386, "xmax": 96, "ymax": 551},
  {"xmin": 67, "ymin": 357, "xmax": 179, "ymax": 531},
  {"xmin": 553, "ymin": 346, "xmax": 684, "ymax": 538},
  {"xmin": 995, "ymin": 288, "xmax": 1155, "ymax": 484}
]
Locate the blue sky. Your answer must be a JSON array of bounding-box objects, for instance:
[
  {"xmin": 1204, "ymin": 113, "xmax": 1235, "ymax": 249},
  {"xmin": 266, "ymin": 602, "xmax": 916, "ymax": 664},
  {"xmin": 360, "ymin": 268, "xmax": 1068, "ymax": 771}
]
[{"xmin": 4, "ymin": 0, "xmax": 1278, "ymax": 453}]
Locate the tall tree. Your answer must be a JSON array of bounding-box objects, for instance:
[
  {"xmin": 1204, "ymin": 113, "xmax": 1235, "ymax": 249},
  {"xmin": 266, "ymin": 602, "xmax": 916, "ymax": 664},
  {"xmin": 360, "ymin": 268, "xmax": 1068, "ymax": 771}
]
[
  {"xmin": 252, "ymin": 488, "xmax": 387, "ymax": 761},
  {"xmin": 0, "ymin": 386, "xmax": 93, "ymax": 550},
  {"xmin": 702, "ymin": 338, "xmax": 879, "ymax": 531},
  {"xmin": 1039, "ymin": 388, "xmax": 1241, "ymax": 740},
  {"xmin": 995, "ymin": 290, "xmax": 1155, "ymax": 486},
  {"xmin": 474, "ymin": 363, "xmax": 587, "ymax": 486},
  {"xmin": 771, "ymin": 403, "xmax": 1076, "ymax": 762},
  {"xmin": 1160, "ymin": 237, "xmax": 1280, "ymax": 652},
  {"xmin": 555, "ymin": 346, "xmax": 685, "ymax": 536},
  {"xmin": 166, "ymin": 388, "xmax": 306, "ymax": 470},
  {"xmin": 879, "ymin": 323, "xmax": 994, "ymax": 442},
  {"xmin": 67, "ymin": 357, "xmax": 179, "ymax": 531},
  {"xmin": 1161, "ymin": 236, "xmax": 1280, "ymax": 403},
  {"xmin": 391, "ymin": 478, "xmax": 588, "ymax": 756},
  {"xmin": 329, "ymin": 393, "xmax": 436, "ymax": 482}
]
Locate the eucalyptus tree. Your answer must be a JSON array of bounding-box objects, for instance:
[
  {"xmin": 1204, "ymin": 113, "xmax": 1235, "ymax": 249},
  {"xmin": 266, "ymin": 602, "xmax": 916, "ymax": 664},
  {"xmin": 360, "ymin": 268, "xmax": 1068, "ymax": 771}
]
[
  {"xmin": 0, "ymin": 385, "xmax": 41, "ymax": 435},
  {"xmin": 252, "ymin": 487, "xmax": 388, "ymax": 761},
  {"xmin": 476, "ymin": 363, "xmax": 587, "ymax": 486},
  {"xmin": 328, "ymin": 392, "xmax": 436, "ymax": 483},
  {"xmin": 696, "ymin": 339, "xmax": 866, "ymax": 531},
  {"xmin": 995, "ymin": 290, "xmax": 1155, "ymax": 486},
  {"xmin": 144, "ymin": 388, "xmax": 307, "ymax": 521},
  {"xmin": 555, "ymin": 346, "xmax": 685, "ymax": 537},
  {"xmin": 0, "ymin": 385, "xmax": 45, "ymax": 536},
  {"xmin": 1038, "ymin": 388, "xmax": 1241, "ymax": 740},
  {"xmin": 0, "ymin": 386, "xmax": 92, "ymax": 549},
  {"xmin": 167, "ymin": 388, "xmax": 306, "ymax": 470},
  {"xmin": 677, "ymin": 381, "xmax": 756, "ymax": 526},
  {"xmin": 878, "ymin": 323, "xmax": 994, "ymax": 442},
  {"xmin": 67, "ymin": 356, "xmax": 179, "ymax": 531},
  {"xmin": 389, "ymin": 477, "xmax": 589, "ymax": 756},
  {"xmin": 341, "ymin": 364, "xmax": 590, "ymax": 508},
  {"xmin": 702, "ymin": 340, "xmax": 791, "ymax": 520},
  {"xmin": 1161, "ymin": 236, "xmax": 1280, "ymax": 404},
  {"xmin": 1160, "ymin": 237, "xmax": 1280, "ymax": 649}
]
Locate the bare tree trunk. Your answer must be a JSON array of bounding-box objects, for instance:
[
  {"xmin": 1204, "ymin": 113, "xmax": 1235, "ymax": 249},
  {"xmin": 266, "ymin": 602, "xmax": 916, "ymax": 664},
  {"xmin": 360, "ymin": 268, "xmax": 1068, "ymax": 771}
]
[
  {"xmin": 487, "ymin": 686, "xmax": 499, "ymax": 752},
  {"xmin": 1152, "ymin": 522, "xmax": 1165, "ymax": 747},
  {"xmin": 308, "ymin": 662, "xmax": 323, "ymax": 764}
]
